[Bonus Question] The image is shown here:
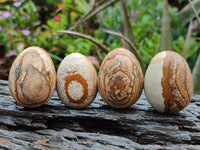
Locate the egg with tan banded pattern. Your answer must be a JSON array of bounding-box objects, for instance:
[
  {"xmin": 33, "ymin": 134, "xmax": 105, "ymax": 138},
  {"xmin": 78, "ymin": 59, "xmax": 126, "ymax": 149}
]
[
  {"xmin": 98, "ymin": 48, "xmax": 144, "ymax": 109},
  {"xmin": 9, "ymin": 46, "xmax": 56, "ymax": 108},
  {"xmin": 56, "ymin": 53, "xmax": 97, "ymax": 109},
  {"xmin": 144, "ymin": 51, "xmax": 193, "ymax": 114}
]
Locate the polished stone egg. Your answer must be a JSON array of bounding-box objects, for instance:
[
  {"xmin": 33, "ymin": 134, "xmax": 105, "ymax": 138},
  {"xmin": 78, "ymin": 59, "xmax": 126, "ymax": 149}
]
[
  {"xmin": 9, "ymin": 46, "xmax": 56, "ymax": 107},
  {"xmin": 56, "ymin": 53, "xmax": 97, "ymax": 109},
  {"xmin": 144, "ymin": 51, "xmax": 193, "ymax": 114},
  {"xmin": 98, "ymin": 48, "xmax": 144, "ymax": 109}
]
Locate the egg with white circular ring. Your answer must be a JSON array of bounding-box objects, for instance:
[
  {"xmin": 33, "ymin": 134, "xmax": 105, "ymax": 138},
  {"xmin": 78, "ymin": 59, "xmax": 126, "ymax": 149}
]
[
  {"xmin": 144, "ymin": 51, "xmax": 193, "ymax": 114},
  {"xmin": 56, "ymin": 53, "xmax": 97, "ymax": 109},
  {"xmin": 9, "ymin": 46, "xmax": 56, "ymax": 108},
  {"xmin": 98, "ymin": 48, "xmax": 144, "ymax": 109}
]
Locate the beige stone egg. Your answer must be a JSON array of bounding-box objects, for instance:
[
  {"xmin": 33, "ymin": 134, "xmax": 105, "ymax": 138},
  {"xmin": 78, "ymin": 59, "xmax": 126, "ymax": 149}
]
[
  {"xmin": 98, "ymin": 48, "xmax": 144, "ymax": 109},
  {"xmin": 144, "ymin": 51, "xmax": 193, "ymax": 114},
  {"xmin": 9, "ymin": 46, "xmax": 56, "ymax": 108},
  {"xmin": 56, "ymin": 53, "xmax": 97, "ymax": 109}
]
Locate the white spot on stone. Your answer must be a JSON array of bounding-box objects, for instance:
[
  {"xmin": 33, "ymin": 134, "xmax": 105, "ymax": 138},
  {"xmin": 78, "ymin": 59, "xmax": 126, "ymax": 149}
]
[
  {"xmin": 144, "ymin": 51, "xmax": 166, "ymax": 113},
  {"xmin": 68, "ymin": 80, "xmax": 84, "ymax": 100}
]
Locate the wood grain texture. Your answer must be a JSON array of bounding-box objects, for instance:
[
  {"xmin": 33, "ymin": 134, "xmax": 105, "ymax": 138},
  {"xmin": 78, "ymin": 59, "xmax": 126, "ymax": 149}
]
[
  {"xmin": 1, "ymin": 79, "xmax": 200, "ymax": 149},
  {"xmin": 162, "ymin": 51, "xmax": 193, "ymax": 113},
  {"xmin": 8, "ymin": 46, "xmax": 56, "ymax": 108},
  {"xmin": 6, "ymin": 48, "xmax": 194, "ymax": 148},
  {"xmin": 98, "ymin": 48, "xmax": 143, "ymax": 108}
]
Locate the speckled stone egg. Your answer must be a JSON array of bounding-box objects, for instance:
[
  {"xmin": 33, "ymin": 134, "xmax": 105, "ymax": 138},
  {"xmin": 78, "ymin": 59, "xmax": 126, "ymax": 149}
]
[
  {"xmin": 98, "ymin": 48, "xmax": 144, "ymax": 109},
  {"xmin": 56, "ymin": 53, "xmax": 97, "ymax": 109},
  {"xmin": 144, "ymin": 51, "xmax": 193, "ymax": 114},
  {"xmin": 9, "ymin": 46, "xmax": 56, "ymax": 108}
]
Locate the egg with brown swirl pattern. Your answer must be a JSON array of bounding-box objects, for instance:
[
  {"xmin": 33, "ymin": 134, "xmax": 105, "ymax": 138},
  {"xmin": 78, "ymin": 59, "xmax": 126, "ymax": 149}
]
[
  {"xmin": 9, "ymin": 46, "xmax": 56, "ymax": 108},
  {"xmin": 144, "ymin": 51, "xmax": 193, "ymax": 114},
  {"xmin": 98, "ymin": 48, "xmax": 144, "ymax": 109}
]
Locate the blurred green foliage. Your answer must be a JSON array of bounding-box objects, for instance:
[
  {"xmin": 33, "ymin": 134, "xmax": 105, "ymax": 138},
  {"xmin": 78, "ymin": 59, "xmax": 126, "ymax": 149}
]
[
  {"xmin": 97, "ymin": 0, "xmax": 199, "ymax": 69},
  {"xmin": 0, "ymin": 0, "xmax": 199, "ymax": 70}
]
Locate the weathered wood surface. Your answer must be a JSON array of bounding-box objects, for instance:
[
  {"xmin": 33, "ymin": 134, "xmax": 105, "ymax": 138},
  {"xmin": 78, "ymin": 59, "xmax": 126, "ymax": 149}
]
[
  {"xmin": 0, "ymin": 79, "xmax": 200, "ymax": 150},
  {"xmin": 0, "ymin": 55, "xmax": 16, "ymax": 80}
]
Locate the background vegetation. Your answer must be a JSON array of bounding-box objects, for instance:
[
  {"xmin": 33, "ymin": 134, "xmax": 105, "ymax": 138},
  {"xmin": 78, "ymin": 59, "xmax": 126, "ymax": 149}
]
[{"xmin": 0, "ymin": 0, "xmax": 200, "ymax": 92}]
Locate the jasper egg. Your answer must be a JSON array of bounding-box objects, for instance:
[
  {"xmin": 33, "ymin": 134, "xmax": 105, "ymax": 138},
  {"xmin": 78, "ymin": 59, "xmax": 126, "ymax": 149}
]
[
  {"xmin": 144, "ymin": 51, "xmax": 193, "ymax": 114},
  {"xmin": 9, "ymin": 46, "xmax": 56, "ymax": 108},
  {"xmin": 56, "ymin": 53, "xmax": 97, "ymax": 109},
  {"xmin": 98, "ymin": 48, "xmax": 144, "ymax": 109}
]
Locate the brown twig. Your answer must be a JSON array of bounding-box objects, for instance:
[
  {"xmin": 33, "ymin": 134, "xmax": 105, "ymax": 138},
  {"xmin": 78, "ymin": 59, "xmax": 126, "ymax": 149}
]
[
  {"xmin": 69, "ymin": 0, "xmax": 119, "ymax": 30},
  {"xmin": 57, "ymin": 30, "xmax": 110, "ymax": 52},
  {"xmin": 120, "ymin": 0, "xmax": 135, "ymax": 49},
  {"xmin": 188, "ymin": 0, "xmax": 200, "ymax": 25},
  {"xmin": 182, "ymin": 20, "xmax": 193, "ymax": 59}
]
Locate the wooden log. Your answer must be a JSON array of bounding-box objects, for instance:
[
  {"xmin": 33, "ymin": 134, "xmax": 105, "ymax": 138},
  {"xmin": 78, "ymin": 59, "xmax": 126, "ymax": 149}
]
[
  {"xmin": 0, "ymin": 55, "xmax": 16, "ymax": 80},
  {"xmin": 0, "ymin": 79, "xmax": 200, "ymax": 149}
]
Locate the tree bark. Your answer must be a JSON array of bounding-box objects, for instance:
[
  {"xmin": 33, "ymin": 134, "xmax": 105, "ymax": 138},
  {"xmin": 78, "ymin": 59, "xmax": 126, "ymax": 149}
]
[{"xmin": 0, "ymin": 79, "xmax": 200, "ymax": 149}]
